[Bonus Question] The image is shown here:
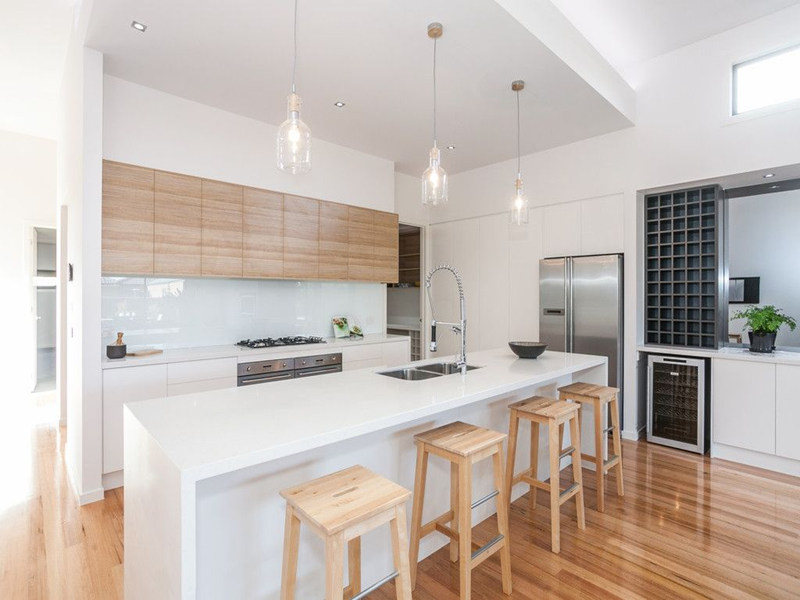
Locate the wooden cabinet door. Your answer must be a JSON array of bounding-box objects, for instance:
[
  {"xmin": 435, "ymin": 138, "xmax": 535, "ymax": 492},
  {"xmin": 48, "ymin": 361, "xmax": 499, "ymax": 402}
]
[
  {"xmin": 102, "ymin": 161, "xmax": 155, "ymax": 275},
  {"xmin": 373, "ymin": 211, "xmax": 399, "ymax": 283},
  {"xmin": 776, "ymin": 364, "xmax": 800, "ymax": 460},
  {"xmin": 319, "ymin": 202, "xmax": 349, "ymax": 280},
  {"xmin": 243, "ymin": 187, "xmax": 283, "ymax": 278},
  {"xmin": 348, "ymin": 206, "xmax": 374, "ymax": 281},
  {"xmin": 283, "ymin": 195, "xmax": 319, "ymax": 279},
  {"xmin": 154, "ymin": 171, "xmax": 202, "ymax": 276},
  {"xmin": 712, "ymin": 359, "xmax": 775, "ymax": 454},
  {"xmin": 201, "ymin": 179, "xmax": 243, "ymax": 277}
]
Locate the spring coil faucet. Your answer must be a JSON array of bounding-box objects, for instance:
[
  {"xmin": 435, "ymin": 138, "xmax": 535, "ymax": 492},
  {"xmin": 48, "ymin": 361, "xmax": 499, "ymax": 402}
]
[{"xmin": 425, "ymin": 265, "xmax": 467, "ymax": 372}]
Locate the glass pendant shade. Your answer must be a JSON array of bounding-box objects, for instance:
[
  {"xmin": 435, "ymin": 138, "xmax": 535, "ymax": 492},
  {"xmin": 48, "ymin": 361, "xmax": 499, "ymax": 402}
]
[
  {"xmin": 277, "ymin": 93, "xmax": 311, "ymax": 174},
  {"xmin": 510, "ymin": 177, "xmax": 529, "ymax": 225},
  {"xmin": 422, "ymin": 145, "xmax": 448, "ymax": 206}
]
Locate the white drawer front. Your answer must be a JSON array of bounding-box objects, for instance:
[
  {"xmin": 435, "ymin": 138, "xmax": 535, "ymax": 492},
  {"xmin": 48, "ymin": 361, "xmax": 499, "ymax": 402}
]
[
  {"xmin": 168, "ymin": 357, "xmax": 237, "ymax": 385},
  {"xmin": 341, "ymin": 344, "xmax": 383, "ymax": 362},
  {"xmin": 168, "ymin": 376, "xmax": 237, "ymax": 397}
]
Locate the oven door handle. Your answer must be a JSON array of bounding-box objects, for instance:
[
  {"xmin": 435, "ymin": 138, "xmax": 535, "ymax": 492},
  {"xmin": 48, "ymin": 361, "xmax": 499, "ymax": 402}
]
[
  {"xmin": 238, "ymin": 372, "xmax": 294, "ymax": 386},
  {"xmin": 295, "ymin": 366, "xmax": 342, "ymax": 377}
]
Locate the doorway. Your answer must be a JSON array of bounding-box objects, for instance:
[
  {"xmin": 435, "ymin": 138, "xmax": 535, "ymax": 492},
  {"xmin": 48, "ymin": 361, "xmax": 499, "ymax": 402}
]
[
  {"xmin": 387, "ymin": 223, "xmax": 424, "ymax": 361},
  {"xmin": 33, "ymin": 227, "xmax": 57, "ymax": 392}
]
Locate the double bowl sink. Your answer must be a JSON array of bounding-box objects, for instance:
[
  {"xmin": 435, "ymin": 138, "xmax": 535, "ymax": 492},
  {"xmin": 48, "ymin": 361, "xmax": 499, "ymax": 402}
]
[{"xmin": 379, "ymin": 361, "xmax": 481, "ymax": 381}]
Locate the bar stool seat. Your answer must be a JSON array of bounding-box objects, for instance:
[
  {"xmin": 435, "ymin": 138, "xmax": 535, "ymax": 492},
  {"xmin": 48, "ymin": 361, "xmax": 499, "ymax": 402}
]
[
  {"xmin": 280, "ymin": 465, "xmax": 412, "ymax": 600},
  {"xmin": 558, "ymin": 382, "xmax": 624, "ymax": 513},
  {"xmin": 505, "ymin": 396, "xmax": 586, "ymax": 554},
  {"xmin": 409, "ymin": 421, "xmax": 512, "ymax": 600}
]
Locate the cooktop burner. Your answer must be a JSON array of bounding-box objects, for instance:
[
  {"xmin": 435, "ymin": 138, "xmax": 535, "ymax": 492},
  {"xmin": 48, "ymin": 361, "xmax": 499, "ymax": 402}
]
[{"xmin": 236, "ymin": 336, "xmax": 326, "ymax": 349}]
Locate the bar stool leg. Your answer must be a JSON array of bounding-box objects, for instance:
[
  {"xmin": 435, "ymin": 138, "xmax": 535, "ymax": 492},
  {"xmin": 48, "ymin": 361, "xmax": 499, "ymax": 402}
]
[
  {"xmin": 457, "ymin": 456, "xmax": 472, "ymax": 600},
  {"xmin": 569, "ymin": 414, "xmax": 586, "ymax": 530},
  {"xmin": 409, "ymin": 443, "xmax": 428, "ymax": 589},
  {"xmin": 548, "ymin": 423, "xmax": 561, "ymax": 554},
  {"xmin": 529, "ymin": 422, "xmax": 540, "ymax": 510},
  {"xmin": 504, "ymin": 410, "xmax": 519, "ymax": 505},
  {"xmin": 492, "ymin": 443, "xmax": 513, "ymax": 595},
  {"xmin": 280, "ymin": 505, "xmax": 302, "ymax": 600},
  {"xmin": 325, "ymin": 532, "xmax": 345, "ymax": 600},
  {"xmin": 610, "ymin": 395, "xmax": 625, "ymax": 497},
  {"xmin": 594, "ymin": 401, "xmax": 606, "ymax": 513},
  {"xmin": 450, "ymin": 462, "xmax": 460, "ymax": 562},
  {"xmin": 390, "ymin": 505, "xmax": 413, "ymax": 600},
  {"xmin": 345, "ymin": 538, "xmax": 361, "ymax": 599}
]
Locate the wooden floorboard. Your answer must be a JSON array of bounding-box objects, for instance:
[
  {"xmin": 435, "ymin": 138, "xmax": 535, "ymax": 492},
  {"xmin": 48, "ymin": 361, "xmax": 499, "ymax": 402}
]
[{"xmin": 1, "ymin": 397, "xmax": 799, "ymax": 599}]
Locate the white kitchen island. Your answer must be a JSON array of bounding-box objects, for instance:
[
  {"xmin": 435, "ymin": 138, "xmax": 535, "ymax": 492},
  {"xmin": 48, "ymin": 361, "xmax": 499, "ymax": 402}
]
[{"xmin": 124, "ymin": 347, "xmax": 607, "ymax": 599}]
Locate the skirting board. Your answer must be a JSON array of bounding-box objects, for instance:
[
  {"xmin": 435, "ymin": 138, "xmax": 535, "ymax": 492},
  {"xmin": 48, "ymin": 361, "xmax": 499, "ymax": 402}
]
[
  {"xmin": 102, "ymin": 469, "xmax": 124, "ymax": 491},
  {"xmin": 622, "ymin": 426, "xmax": 644, "ymax": 441},
  {"xmin": 711, "ymin": 443, "xmax": 800, "ymax": 478},
  {"xmin": 64, "ymin": 442, "xmax": 107, "ymax": 505}
]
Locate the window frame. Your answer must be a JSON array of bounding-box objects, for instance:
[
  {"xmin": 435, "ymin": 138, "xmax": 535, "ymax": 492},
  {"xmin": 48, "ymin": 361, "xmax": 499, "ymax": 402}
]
[{"xmin": 732, "ymin": 43, "xmax": 800, "ymax": 116}]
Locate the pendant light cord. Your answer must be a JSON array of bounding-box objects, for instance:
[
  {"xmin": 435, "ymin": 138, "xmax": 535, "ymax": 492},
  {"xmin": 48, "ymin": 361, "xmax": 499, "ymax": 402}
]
[
  {"xmin": 516, "ymin": 89, "xmax": 521, "ymax": 178},
  {"xmin": 292, "ymin": 0, "xmax": 298, "ymax": 94},
  {"xmin": 433, "ymin": 36, "xmax": 438, "ymax": 146}
]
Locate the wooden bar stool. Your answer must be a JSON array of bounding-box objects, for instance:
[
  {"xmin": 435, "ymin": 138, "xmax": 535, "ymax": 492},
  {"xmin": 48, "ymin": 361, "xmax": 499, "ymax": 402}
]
[
  {"xmin": 505, "ymin": 396, "xmax": 586, "ymax": 554},
  {"xmin": 409, "ymin": 421, "xmax": 513, "ymax": 600},
  {"xmin": 279, "ymin": 465, "xmax": 412, "ymax": 600},
  {"xmin": 558, "ymin": 382, "xmax": 624, "ymax": 512}
]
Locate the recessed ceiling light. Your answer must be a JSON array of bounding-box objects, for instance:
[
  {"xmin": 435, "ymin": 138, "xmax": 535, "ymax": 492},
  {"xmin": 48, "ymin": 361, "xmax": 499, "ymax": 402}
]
[
  {"xmin": 770, "ymin": 184, "xmax": 780, "ymax": 189},
  {"xmin": 131, "ymin": 20, "xmax": 147, "ymax": 32},
  {"xmin": 334, "ymin": 101, "xmax": 345, "ymax": 108},
  {"xmin": 763, "ymin": 173, "xmax": 775, "ymax": 178},
  {"xmin": 446, "ymin": 145, "xmax": 455, "ymax": 150}
]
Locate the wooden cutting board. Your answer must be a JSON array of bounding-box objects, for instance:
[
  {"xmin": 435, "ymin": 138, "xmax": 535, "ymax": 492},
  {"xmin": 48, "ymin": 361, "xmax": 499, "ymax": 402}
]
[{"xmin": 127, "ymin": 349, "xmax": 164, "ymax": 357}]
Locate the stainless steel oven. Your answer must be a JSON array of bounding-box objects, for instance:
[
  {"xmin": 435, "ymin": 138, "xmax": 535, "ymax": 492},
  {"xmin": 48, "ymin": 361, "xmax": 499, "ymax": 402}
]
[{"xmin": 237, "ymin": 353, "xmax": 342, "ymax": 386}]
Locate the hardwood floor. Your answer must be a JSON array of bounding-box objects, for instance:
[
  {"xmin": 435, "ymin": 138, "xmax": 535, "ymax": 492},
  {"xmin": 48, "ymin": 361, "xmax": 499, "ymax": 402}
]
[{"xmin": 1, "ymin": 396, "xmax": 799, "ymax": 599}]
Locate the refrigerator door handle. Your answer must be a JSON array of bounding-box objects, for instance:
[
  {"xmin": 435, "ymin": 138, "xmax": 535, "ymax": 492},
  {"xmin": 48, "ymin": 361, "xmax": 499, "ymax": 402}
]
[{"xmin": 543, "ymin": 308, "xmax": 565, "ymax": 315}]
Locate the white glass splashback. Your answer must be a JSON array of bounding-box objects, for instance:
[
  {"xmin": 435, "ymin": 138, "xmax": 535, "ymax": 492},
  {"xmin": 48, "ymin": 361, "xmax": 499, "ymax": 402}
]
[{"xmin": 101, "ymin": 277, "xmax": 386, "ymax": 349}]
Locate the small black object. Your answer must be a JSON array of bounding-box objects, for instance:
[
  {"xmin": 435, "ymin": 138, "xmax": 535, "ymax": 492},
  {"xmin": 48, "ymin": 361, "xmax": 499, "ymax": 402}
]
[
  {"xmin": 106, "ymin": 344, "xmax": 127, "ymax": 359},
  {"xmin": 508, "ymin": 341, "xmax": 547, "ymax": 359}
]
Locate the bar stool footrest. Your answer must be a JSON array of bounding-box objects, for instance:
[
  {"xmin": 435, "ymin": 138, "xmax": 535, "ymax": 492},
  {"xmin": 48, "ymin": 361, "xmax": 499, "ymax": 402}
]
[
  {"xmin": 471, "ymin": 534, "xmax": 504, "ymax": 563},
  {"xmin": 420, "ymin": 509, "xmax": 455, "ymax": 537},
  {"xmin": 603, "ymin": 455, "xmax": 621, "ymax": 471},
  {"xmin": 558, "ymin": 482, "xmax": 580, "ymax": 504},
  {"xmin": 559, "ymin": 445, "xmax": 576, "ymax": 460},
  {"xmin": 351, "ymin": 570, "xmax": 398, "ymax": 600}
]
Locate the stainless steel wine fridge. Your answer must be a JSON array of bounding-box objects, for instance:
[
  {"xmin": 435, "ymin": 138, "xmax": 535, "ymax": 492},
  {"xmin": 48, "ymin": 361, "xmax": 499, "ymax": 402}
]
[{"xmin": 647, "ymin": 355, "xmax": 710, "ymax": 454}]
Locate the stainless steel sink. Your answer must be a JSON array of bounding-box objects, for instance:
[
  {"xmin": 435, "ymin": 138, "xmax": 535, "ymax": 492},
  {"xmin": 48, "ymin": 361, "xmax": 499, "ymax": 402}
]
[
  {"xmin": 379, "ymin": 368, "xmax": 442, "ymax": 381},
  {"xmin": 416, "ymin": 362, "xmax": 481, "ymax": 375},
  {"xmin": 378, "ymin": 362, "xmax": 481, "ymax": 380}
]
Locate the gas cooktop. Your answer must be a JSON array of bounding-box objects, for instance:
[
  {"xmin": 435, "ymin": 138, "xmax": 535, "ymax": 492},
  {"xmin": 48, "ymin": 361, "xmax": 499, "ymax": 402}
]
[{"xmin": 236, "ymin": 336, "xmax": 326, "ymax": 349}]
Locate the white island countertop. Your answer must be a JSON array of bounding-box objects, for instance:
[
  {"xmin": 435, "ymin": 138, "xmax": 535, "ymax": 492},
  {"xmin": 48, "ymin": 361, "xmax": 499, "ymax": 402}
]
[{"xmin": 126, "ymin": 348, "xmax": 606, "ymax": 483}]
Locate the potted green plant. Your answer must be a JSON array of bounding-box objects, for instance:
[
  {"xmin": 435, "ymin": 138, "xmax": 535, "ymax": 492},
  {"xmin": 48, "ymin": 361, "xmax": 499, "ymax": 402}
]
[{"xmin": 731, "ymin": 305, "xmax": 796, "ymax": 353}]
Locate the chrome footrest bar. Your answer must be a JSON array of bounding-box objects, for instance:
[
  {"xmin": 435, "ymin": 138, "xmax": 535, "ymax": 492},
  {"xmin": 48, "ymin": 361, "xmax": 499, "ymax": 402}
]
[
  {"xmin": 471, "ymin": 489, "xmax": 499, "ymax": 510},
  {"xmin": 351, "ymin": 570, "xmax": 398, "ymax": 600},
  {"xmin": 559, "ymin": 445, "xmax": 576, "ymax": 460},
  {"xmin": 471, "ymin": 534, "xmax": 503, "ymax": 560}
]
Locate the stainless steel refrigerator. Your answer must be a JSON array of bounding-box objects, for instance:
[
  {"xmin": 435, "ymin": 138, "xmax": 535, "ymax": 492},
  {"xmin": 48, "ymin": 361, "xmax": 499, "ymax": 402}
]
[{"xmin": 539, "ymin": 254, "xmax": 624, "ymax": 405}]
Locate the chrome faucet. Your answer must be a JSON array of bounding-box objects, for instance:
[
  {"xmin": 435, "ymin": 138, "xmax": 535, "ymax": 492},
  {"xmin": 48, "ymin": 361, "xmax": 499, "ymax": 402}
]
[{"xmin": 425, "ymin": 265, "xmax": 467, "ymax": 371}]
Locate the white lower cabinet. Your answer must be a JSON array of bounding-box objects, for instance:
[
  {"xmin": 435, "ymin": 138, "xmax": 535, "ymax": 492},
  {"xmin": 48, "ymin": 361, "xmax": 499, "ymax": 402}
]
[
  {"xmin": 776, "ymin": 364, "xmax": 800, "ymax": 461},
  {"xmin": 382, "ymin": 339, "xmax": 410, "ymax": 366},
  {"xmin": 341, "ymin": 340, "xmax": 409, "ymax": 371},
  {"xmin": 167, "ymin": 357, "xmax": 237, "ymax": 396},
  {"xmin": 712, "ymin": 359, "xmax": 775, "ymax": 454},
  {"xmin": 103, "ymin": 364, "xmax": 168, "ymax": 474}
]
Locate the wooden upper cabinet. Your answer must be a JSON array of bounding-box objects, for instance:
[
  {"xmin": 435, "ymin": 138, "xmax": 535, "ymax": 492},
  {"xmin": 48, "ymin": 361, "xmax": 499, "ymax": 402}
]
[
  {"xmin": 201, "ymin": 179, "xmax": 243, "ymax": 277},
  {"xmin": 373, "ymin": 211, "xmax": 399, "ymax": 283},
  {"xmin": 348, "ymin": 206, "xmax": 374, "ymax": 281},
  {"xmin": 102, "ymin": 161, "xmax": 155, "ymax": 275},
  {"xmin": 243, "ymin": 188, "xmax": 283, "ymax": 279},
  {"xmin": 319, "ymin": 202, "xmax": 349, "ymax": 280},
  {"xmin": 283, "ymin": 195, "xmax": 319, "ymax": 279},
  {"xmin": 154, "ymin": 171, "xmax": 202, "ymax": 276}
]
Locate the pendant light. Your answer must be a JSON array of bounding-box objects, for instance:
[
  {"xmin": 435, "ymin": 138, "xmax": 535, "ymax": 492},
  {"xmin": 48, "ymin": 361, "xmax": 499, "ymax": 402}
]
[
  {"xmin": 510, "ymin": 80, "xmax": 529, "ymax": 225},
  {"xmin": 422, "ymin": 22, "xmax": 448, "ymax": 206},
  {"xmin": 277, "ymin": 0, "xmax": 311, "ymax": 174}
]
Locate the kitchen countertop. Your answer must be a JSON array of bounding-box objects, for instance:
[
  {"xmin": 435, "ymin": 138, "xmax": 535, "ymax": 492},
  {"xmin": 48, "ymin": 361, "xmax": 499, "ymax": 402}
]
[
  {"xmin": 638, "ymin": 344, "xmax": 800, "ymax": 365},
  {"xmin": 102, "ymin": 333, "xmax": 409, "ymax": 369},
  {"xmin": 125, "ymin": 347, "xmax": 606, "ymax": 482}
]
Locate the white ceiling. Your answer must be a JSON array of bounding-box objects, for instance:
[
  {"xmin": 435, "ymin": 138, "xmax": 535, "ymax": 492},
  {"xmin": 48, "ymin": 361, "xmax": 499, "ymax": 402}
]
[
  {"xmin": 549, "ymin": 0, "xmax": 800, "ymax": 78},
  {"xmin": 85, "ymin": 0, "xmax": 634, "ymax": 175},
  {"xmin": 0, "ymin": 0, "xmax": 75, "ymax": 139}
]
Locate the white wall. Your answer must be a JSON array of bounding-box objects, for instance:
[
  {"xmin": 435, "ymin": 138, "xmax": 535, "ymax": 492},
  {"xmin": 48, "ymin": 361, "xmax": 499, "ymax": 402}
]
[
  {"xmin": 103, "ymin": 76, "xmax": 395, "ymax": 211},
  {"xmin": 0, "ymin": 130, "xmax": 57, "ymax": 395},
  {"xmin": 728, "ymin": 189, "xmax": 800, "ymax": 348},
  {"xmin": 406, "ymin": 4, "xmax": 800, "ymax": 438},
  {"xmin": 101, "ymin": 277, "xmax": 386, "ymax": 349}
]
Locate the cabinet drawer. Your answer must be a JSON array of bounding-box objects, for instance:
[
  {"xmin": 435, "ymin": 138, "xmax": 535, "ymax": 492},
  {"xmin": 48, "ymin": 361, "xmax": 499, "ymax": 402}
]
[
  {"xmin": 168, "ymin": 376, "xmax": 236, "ymax": 397},
  {"xmin": 341, "ymin": 344, "xmax": 383, "ymax": 362},
  {"xmin": 168, "ymin": 357, "xmax": 237, "ymax": 385}
]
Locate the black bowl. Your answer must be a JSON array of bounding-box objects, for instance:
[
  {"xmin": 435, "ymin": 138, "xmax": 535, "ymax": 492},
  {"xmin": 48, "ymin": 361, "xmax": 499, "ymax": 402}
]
[
  {"xmin": 508, "ymin": 341, "xmax": 547, "ymax": 359},
  {"xmin": 106, "ymin": 344, "xmax": 127, "ymax": 359}
]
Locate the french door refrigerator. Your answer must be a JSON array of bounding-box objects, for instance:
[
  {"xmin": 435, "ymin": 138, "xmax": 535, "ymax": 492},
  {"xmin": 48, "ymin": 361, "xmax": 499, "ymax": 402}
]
[{"xmin": 539, "ymin": 254, "xmax": 624, "ymax": 406}]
